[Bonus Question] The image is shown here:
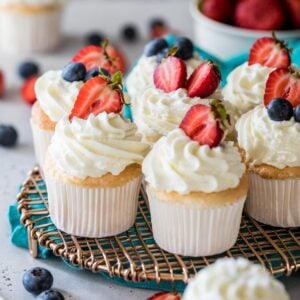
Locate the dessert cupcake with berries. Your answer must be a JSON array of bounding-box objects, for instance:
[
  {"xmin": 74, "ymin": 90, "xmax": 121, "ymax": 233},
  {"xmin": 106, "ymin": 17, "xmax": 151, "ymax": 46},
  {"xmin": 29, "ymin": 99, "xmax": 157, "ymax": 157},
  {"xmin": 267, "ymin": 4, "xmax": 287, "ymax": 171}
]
[
  {"xmin": 44, "ymin": 72, "xmax": 149, "ymax": 238},
  {"xmin": 223, "ymin": 34, "xmax": 291, "ymax": 121},
  {"xmin": 236, "ymin": 66, "xmax": 300, "ymax": 227},
  {"xmin": 31, "ymin": 42, "xmax": 126, "ymax": 170},
  {"xmin": 143, "ymin": 102, "xmax": 248, "ymax": 256}
]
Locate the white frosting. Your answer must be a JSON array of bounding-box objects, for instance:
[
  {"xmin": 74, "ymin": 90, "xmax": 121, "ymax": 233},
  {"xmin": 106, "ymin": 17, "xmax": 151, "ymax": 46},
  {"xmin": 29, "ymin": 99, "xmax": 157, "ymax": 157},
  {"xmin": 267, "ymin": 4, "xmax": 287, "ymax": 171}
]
[
  {"xmin": 183, "ymin": 258, "xmax": 290, "ymax": 300},
  {"xmin": 49, "ymin": 113, "xmax": 149, "ymax": 179},
  {"xmin": 0, "ymin": 0, "xmax": 66, "ymax": 6},
  {"xmin": 35, "ymin": 70, "xmax": 83, "ymax": 123},
  {"xmin": 222, "ymin": 62, "xmax": 273, "ymax": 119},
  {"xmin": 236, "ymin": 105, "xmax": 300, "ymax": 169},
  {"xmin": 142, "ymin": 129, "xmax": 245, "ymax": 194}
]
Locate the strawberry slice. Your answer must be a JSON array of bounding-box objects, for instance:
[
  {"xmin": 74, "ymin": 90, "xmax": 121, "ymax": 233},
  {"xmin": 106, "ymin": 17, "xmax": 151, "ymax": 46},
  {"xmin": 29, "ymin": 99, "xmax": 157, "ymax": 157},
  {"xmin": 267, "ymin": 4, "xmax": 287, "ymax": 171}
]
[
  {"xmin": 186, "ymin": 61, "xmax": 221, "ymax": 98},
  {"xmin": 72, "ymin": 44, "xmax": 127, "ymax": 74},
  {"xmin": 153, "ymin": 56, "xmax": 187, "ymax": 93},
  {"xmin": 248, "ymin": 36, "xmax": 291, "ymax": 68},
  {"xmin": 69, "ymin": 76, "xmax": 123, "ymax": 120},
  {"xmin": 0, "ymin": 70, "xmax": 5, "ymax": 97},
  {"xmin": 180, "ymin": 104, "xmax": 224, "ymax": 147},
  {"xmin": 264, "ymin": 68, "xmax": 300, "ymax": 108},
  {"xmin": 148, "ymin": 291, "xmax": 181, "ymax": 300},
  {"xmin": 21, "ymin": 76, "xmax": 38, "ymax": 105}
]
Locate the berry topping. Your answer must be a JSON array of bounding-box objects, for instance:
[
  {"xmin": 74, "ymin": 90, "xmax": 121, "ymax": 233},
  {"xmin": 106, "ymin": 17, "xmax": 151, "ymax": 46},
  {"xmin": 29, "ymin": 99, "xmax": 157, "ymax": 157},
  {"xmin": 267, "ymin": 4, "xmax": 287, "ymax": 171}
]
[
  {"xmin": 202, "ymin": 0, "xmax": 234, "ymax": 23},
  {"xmin": 69, "ymin": 72, "xmax": 123, "ymax": 120},
  {"xmin": 156, "ymin": 47, "xmax": 170, "ymax": 63},
  {"xmin": 0, "ymin": 125, "xmax": 18, "ymax": 147},
  {"xmin": 173, "ymin": 36, "xmax": 194, "ymax": 60},
  {"xmin": 21, "ymin": 76, "xmax": 38, "ymax": 105},
  {"xmin": 267, "ymin": 98, "xmax": 293, "ymax": 122},
  {"xmin": 148, "ymin": 291, "xmax": 181, "ymax": 300},
  {"xmin": 85, "ymin": 31, "xmax": 105, "ymax": 46},
  {"xmin": 294, "ymin": 105, "xmax": 300, "ymax": 123},
  {"xmin": 149, "ymin": 18, "xmax": 169, "ymax": 39},
  {"xmin": 186, "ymin": 61, "xmax": 221, "ymax": 98},
  {"xmin": 264, "ymin": 68, "xmax": 300, "ymax": 108},
  {"xmin": 144, "ymin": 38, "xmax": 168, "ymax": 57},
  {"xmin": 121, "ymin": 24, "xmax": 139, "ymax": 42},
  {"xmin": 37, "ymin": 289, "xmax": 65, "ymax": 300},
  {"xmin": 72, "ymin": 42, "xmax": 126, "ymax": 74},
  {"xmin": 248, "ymin": 35, "xmax": 291, "ymax": 68},
  {"xmin": 18, "ymin": 61, "xmax": 39, "ymax": 80},
  {"xmin": 180, "ymin": 102, "xmax": 226, "ymax": 148},
  {"xmin": 0, "ymin": 70, "xmax": 5, "ymax": 97},
  {"xmin": 62, "ymin": 62, "xmax": 86, "ymax": 82},
  {"xmin": 85, "ymin": 67, "xmax": 110, "ymax": 82},
  {"xmin": 234, "ymin": 0, "xmax": 285, "ymax": 30},
  {"xmin": 22, "ymin": 267, "xmax": 53, "ymax": 295},
  {"xmin": 153, "ymin": 56, "xmax": 187, "ymax": 93}
]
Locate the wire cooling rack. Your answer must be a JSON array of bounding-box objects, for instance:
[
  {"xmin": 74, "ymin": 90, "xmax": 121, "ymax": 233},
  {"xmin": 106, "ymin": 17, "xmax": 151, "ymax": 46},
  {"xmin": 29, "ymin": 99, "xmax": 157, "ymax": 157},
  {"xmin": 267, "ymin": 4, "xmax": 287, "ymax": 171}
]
[{"xmin": 17, "ymin": 167, "xmax": 300, "ymax": 285}]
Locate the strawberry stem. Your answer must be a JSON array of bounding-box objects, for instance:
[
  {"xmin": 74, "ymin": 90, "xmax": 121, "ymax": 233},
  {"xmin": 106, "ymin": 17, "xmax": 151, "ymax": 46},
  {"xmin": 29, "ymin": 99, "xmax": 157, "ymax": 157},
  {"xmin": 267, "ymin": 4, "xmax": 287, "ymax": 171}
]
[{"xmin": 101, "ymin": 39, "xmax": 118, "ymax": 70}]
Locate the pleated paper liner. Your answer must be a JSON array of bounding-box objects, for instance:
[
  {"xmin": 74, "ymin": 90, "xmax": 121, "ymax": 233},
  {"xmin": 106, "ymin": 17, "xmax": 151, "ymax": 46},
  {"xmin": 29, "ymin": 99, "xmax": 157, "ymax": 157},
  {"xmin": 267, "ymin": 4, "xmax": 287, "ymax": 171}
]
[{"xmin": 17, "ymin": 167, "xmax": 300, "ymax": 289}]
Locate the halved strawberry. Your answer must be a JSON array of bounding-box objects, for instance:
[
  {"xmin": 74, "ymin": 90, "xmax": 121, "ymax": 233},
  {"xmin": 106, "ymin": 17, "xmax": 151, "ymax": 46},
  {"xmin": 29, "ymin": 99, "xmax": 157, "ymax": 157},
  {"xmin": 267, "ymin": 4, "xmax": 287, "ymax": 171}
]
[
  {"xmin": 248, "ymin": 36, "xmax": 291, "ymax": 68},
  {"xmin": 0, "ymin": 70, "xmax": 5, "ymax": 97},
  {"xmin": 72, "ymin": 44, "xmax": 127, "ymax": 74},
  {"xmin": 180, "ymin": 104, "xmax": 224, "ymax": 147},
  {"xmin": 148, "ymin": 291, "xmax": 181, "ymax": 300},
  {"xmin": 21, "ymin": 76, "xmax": 38, "ymax": 105},
  {"xmin": 186, "ymin": 61, "xmax": 221, "ymax": 98},
  {"xmin": 153, "ymin": 56, "xmax": 187, "ymax": 93},
  {"xmin": 264, "ymin": 68, "xmax": 300, "ymax": 108},
  {"xmin": 69, "ymin": 76, "xmax": 123, "ymax": 120}
]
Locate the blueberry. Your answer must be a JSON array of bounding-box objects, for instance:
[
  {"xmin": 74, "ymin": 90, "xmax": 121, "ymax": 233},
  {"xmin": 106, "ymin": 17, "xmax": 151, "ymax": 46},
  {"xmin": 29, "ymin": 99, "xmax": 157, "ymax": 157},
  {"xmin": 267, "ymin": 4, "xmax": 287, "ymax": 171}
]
[
  {"xmin": 121, "ymin": 24, "xmax": 139, "ymax": 42},
  {"xmin": 294, "ymin": 105, "xmax": 300, "ymax": 122},
  {"xmin": 0, "ymin": 125, "xmax": 18, "ymax": 147},
  {"xmin": 156, "ymin": 47, "xmax": 169, "ymax": 63},
  {"xmin": 149, "ymin": 18, "xmax": 167, "ymax": 29},
  {"xmin": 85, "ymin": 67, "xmax": 110, "ymax": 82},
  {"xmin": 144, "ymin": 38, "xmax": 168, "ymax": 57},
  {"xmin": 85, "ymin": 31, "xmax": 105, "ymax": 46},
  {"xmin": 173, "ymin": 36, "xmax": 194, "ymax": 60},
  {"xmin": 267, "ymin": 98, "xmax": 293, "ymax": 122},
  {"xmin": 37, "ymin": 290, "xmax": 65, "ymax": 300},
  {"xmin": 18, "ymin": 61, "xmax": 39, "ymax": 80},
  {"xmin": 62, "ymin": 62, "xmax": 86, "ymax": 82},
  {"xmin": 22, "ymin": 267, "xmax": 53, "ymax": 295}
]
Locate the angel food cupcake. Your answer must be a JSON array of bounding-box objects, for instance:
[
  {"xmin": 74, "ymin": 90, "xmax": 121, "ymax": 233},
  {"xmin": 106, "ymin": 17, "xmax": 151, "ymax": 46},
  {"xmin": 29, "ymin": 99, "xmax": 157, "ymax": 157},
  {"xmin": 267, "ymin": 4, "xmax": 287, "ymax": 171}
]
[
  {"xmin": 0, "ymin": 0, "xmax": 67, "ymax": 53},
  {"xmin": 143, "ymin": 103, "xmax": 248, "ymax": 256},
  {"xmin": 44, "ymin": 73, "xmax": 149, "ymax": 238},
  {"xmin": 223, "ymin": 35, "xmax": 291, "ymax": 120}
]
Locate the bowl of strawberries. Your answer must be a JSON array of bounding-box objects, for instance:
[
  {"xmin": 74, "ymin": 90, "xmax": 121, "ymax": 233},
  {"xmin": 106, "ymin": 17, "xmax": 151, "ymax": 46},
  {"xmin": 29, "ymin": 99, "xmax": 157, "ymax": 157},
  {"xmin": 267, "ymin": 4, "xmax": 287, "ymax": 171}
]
[{"xmin": 190, "ymin": 0, "xmax": 300, "ymax": 60}]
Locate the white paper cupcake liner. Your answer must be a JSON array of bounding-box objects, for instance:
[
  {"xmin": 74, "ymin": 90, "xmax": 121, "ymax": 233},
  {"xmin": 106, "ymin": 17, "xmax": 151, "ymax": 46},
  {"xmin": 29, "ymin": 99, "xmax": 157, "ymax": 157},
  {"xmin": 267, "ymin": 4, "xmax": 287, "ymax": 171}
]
[
  {"xmin": 45, "ymin": 172, "xmax": 142, "ymax": 238},
  {"xmin": 247, "ymin": 173, "xmax": 300, "ymax": 227},
  {"xmin": 0, "ymin": 6, "xmax": 62, "ymax": 53},
  {"xmin": 146, "ymin": 186, "xmax": 246, "ymax": 257},
  {"xmin": 30, "ymin": 121, "xmax": 54, "ymax": 171}
]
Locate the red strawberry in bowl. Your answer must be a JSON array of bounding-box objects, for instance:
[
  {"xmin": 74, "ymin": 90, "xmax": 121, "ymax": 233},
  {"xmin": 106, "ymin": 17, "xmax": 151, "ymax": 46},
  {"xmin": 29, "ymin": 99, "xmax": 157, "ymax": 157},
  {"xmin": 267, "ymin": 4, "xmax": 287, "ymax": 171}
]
[
  {"xmin": 286, "ymin": 0, "xmax": 300, "ymax": 29},
  {"xmin": 201, "ymin": 0, "xmax": 234, "ymax": 23},
  {"xmin": 248, "ymin": 35, "xmax": 291, "ymax": 69}
]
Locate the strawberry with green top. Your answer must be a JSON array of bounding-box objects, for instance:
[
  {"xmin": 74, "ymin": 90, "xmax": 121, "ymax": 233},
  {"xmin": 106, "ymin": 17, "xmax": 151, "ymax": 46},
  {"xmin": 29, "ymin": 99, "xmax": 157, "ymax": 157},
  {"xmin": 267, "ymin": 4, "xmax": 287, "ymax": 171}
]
[{"xmin": 148, "ymin": 291, "xmax": 181, "ymax": 300}]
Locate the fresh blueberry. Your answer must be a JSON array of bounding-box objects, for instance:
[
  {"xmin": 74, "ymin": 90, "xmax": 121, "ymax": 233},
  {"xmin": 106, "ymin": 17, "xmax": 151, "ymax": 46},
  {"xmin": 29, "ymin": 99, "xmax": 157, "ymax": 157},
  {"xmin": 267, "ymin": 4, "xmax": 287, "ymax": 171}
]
[
  {"xmin": 121, "ymin": 24, "xmax": 139, "ymax": 42},
  {"xmin": 156, "ymin": 47, "xmax": 169, "ymax": 63},
  {"xmin": 267, "ymin": 98, "xmax": 293, "ymax": 122},
  {"xmin": 294, "ymin": 105, "xmax": 300, "ymax": 122},
  {"xmin": 85, "ymin": 31, "xmax": 105, "ymax": 46},
  {"xmin": 149, "ymin": 18, "xmax": 167, "ymax": 30},
  {"xmin": 37, "ymin": 290, "xmax": 65, "ymax": 300},
  {"xmin": 85, "ymin": 67, "xmax": 110, "ymax": 81},
  {"xmin": 144, "ymin": 38, "xmax": 168, "ymax": 57},
  {"xmin": 18, "ymin": 61, "xmax": 39, "ymax": 80},
  {"xmin": 22, "ymin": 267, "xmax": 53, "ymax": 295},
  {"xmin": 0, "ymin": 125, "xmax": 18, "ymax": 147},
  {"xmin": 173, "ymin": 36, "xmax": 194, "ymax": 60},
  {"xmin": 62, "ymin": 62, "xmax": 86, "ymax": 82}
]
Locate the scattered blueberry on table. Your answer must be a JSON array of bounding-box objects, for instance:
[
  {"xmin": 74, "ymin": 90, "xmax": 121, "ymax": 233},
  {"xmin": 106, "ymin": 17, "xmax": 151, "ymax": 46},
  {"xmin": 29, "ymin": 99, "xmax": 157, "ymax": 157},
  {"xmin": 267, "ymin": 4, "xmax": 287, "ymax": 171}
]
[
  {"xmin": 0, "ymin": 125, "xmax": 18, "ymax": 147},
  {"xmin": 18, "ymin": 61, "xmax": 40, "ymax": 80},
  {"xmin": 85, "ymin": 31, "xmax": 105, "ymax": 46},
  {"xmin": 121, "ymin": 24, "xmax": 139, "ymax": 42},
  {"xmin": 37, "ymin": 289, "xmax": 65, "ymax": 300}
]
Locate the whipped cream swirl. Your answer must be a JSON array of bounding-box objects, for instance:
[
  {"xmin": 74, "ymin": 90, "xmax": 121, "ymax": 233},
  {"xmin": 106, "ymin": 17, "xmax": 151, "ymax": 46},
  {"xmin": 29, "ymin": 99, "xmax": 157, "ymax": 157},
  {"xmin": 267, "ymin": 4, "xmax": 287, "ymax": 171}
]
[
  {"xmin": 183, "ymin": 258, "xmax": 290, "ymax": 300},
  {"xmin": 35, "ymin": 70, "xmax": 83, "ymax": 123},
  {"xmin": 142, "ymin": 129, "xmax": 245, "ymax": 194},
  {"xmin": 236, "ymin": 105, "xmax": 300, "ymax": 169},
  {"xmin": 49, "ymin": 113, "xmax": 150, "ymax": 178},
  {"xmin": 222, "ymin": 62, "xmax": 273, "ymax": 119}
]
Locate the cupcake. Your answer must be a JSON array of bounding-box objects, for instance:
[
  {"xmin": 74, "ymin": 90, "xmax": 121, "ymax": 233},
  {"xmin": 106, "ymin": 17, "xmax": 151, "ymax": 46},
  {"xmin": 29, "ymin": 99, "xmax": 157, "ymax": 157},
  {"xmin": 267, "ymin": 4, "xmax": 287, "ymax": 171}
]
[
  {"xmin": 143, "ymin": 102, "xmax": 248, "ymax": 256},
  {"xmin": 183, "ymin": 258, "xmax": 290, "ymax": 300},
  {"xmin": 0, "ymin": 0, "xmax": 67, "ymax": 53},
  {"xmin": 223, "ymin": 34, "xmax": 291, "ymax": 121},
  {"xmin": 236, "ymin": 74, "xmax": 300, "ymax": 228},
  {"xmin": 44, "ymin": 73, "xmax": 150, "ymax": 238}
]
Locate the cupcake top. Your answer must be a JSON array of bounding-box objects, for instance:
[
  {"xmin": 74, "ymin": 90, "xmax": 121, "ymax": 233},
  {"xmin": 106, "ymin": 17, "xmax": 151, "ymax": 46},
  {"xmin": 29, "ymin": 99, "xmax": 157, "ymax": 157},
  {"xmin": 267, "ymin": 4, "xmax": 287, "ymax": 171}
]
[
  {"xmin": 183, "ymin": 258, "xmax": 290, "ymax": 300},
  {"xmin": 35, "ymin": 70, "xmax": 83, "ymax": 123}
]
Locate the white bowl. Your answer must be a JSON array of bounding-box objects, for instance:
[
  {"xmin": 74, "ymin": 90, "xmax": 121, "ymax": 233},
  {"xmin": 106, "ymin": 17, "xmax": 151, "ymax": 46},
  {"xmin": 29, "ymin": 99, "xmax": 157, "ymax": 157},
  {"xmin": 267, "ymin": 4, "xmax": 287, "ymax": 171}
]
[{"xmin": 190, "ymin": 0, "xmax": 300, "ymax": 61}]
